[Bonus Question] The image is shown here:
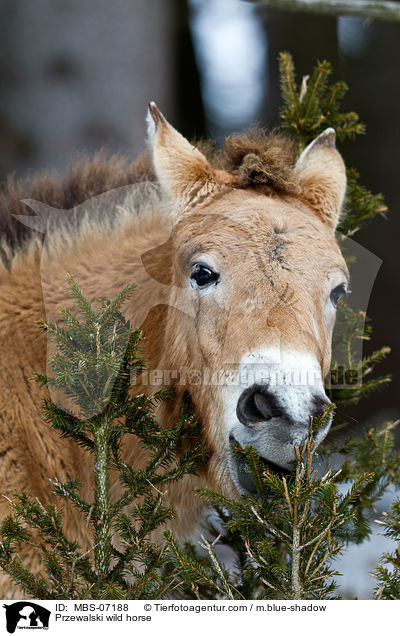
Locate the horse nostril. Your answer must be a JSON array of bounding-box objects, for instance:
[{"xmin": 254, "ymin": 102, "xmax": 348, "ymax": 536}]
[{"xmin": 236, "ymin": 385, "xmax": 283, "ymax": 425}]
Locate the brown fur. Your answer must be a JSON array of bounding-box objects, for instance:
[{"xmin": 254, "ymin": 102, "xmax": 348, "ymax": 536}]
[
  {"xmin": 0, "ymin": 128, "xmax": 330, "ymax": 263},
  {"xmin": 0, "ymin": 110, "xmax": 347, "ymax": 597},
  {"xmin": 0, "ymin": 151, "xmax": 154, "ymax": 264}
]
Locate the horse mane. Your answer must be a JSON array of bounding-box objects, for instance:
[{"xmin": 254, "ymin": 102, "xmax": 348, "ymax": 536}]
[
  {"xmin": 0, "ymin": 128, "xmax": 297, "ymax": 265},
  {"xmin": 200, "ymin": 128, "xmax": 297, "ymax": 192}
]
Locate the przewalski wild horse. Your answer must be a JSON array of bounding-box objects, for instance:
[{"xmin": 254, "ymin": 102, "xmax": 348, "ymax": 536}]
[{"xmin": 0, "ymin": 103, "xmax": 348, "ymax": 596}]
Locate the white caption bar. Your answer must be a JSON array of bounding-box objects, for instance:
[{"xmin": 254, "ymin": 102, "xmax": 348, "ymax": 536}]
[{"xmin": 0, "ymin": 599, "xmax": 397, "ymax": 636}]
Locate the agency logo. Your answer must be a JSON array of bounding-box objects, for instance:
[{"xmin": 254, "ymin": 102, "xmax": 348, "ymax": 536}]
[{"xmin": 3, "ymin": 603, "xmax": 50, "ymax": 634}]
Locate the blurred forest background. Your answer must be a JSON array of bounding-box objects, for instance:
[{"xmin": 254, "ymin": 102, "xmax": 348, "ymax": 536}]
[{"xmin": 0, "ymin": 0, "xmax": 399, "ymax": 597}]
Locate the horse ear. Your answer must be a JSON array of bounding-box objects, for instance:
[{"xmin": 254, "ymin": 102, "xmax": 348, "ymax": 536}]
[
  {"xmin": 294, "ymin": 129, "xmax": 346, "ymax": 229},
  {"xmin": 146, "ymin": 102, "xmax": 217, "ymax": 204}
]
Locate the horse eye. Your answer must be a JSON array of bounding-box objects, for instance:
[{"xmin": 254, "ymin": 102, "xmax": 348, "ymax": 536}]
[
  {"xmin": 190, "ymin": 264, "xmax": 219, "ymax": 288},
  {"xmin": 330, "ymin": 283, "xmax": 347, "ymax": 307}
]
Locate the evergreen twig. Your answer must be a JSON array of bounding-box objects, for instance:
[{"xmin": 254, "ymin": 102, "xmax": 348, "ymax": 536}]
[{"xmin": 0, "ymin": 277, "xmax": 205, "ymax": 598}]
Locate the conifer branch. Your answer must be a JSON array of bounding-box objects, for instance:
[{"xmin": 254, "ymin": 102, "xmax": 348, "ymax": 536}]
[
  {"xmin": 0, "ymin": 277, "xmax": 204, "ymax": 598},
  {"xmin": 168, "ymin": 414, "xmax": 372, "ymax": 599},
  {"xmin": 372, "ymin": 498, "xmax": 400, "ymax": 598}
]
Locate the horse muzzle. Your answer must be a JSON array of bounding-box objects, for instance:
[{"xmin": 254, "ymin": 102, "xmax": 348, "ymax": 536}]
[{"xmin": 226, "ymin": 383, "xmax": 332, "ymax": 494}]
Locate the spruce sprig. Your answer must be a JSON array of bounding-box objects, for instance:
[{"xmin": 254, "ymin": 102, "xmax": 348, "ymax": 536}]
[
  {"xmin": 338, "ymin": 168, "xmax": 388, "ymax": 237},
  {"xmin": 0, "ymin": 276, "xmax": 205, "ymax": 598},
  {"xmin": 373, "ymin": 498, "xmax": 400, "ymax": 599},
  {"xmin": 279, "ymin": 52, "xmax": 387, "ymax": 237},
  {"xmin": 167, "ymin": 410, "xmax": 372, "ymax": 600},
  {"xmin": 279, "ymin": 52, "xmax": 365, "ymax": 148},
  {"xmin": 328, "ymin": 305, "xmax": 391, "ymax": 407},
  {"xmin": 322, "ymin": 420, "xmax": 400, "ymax": 545}
]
